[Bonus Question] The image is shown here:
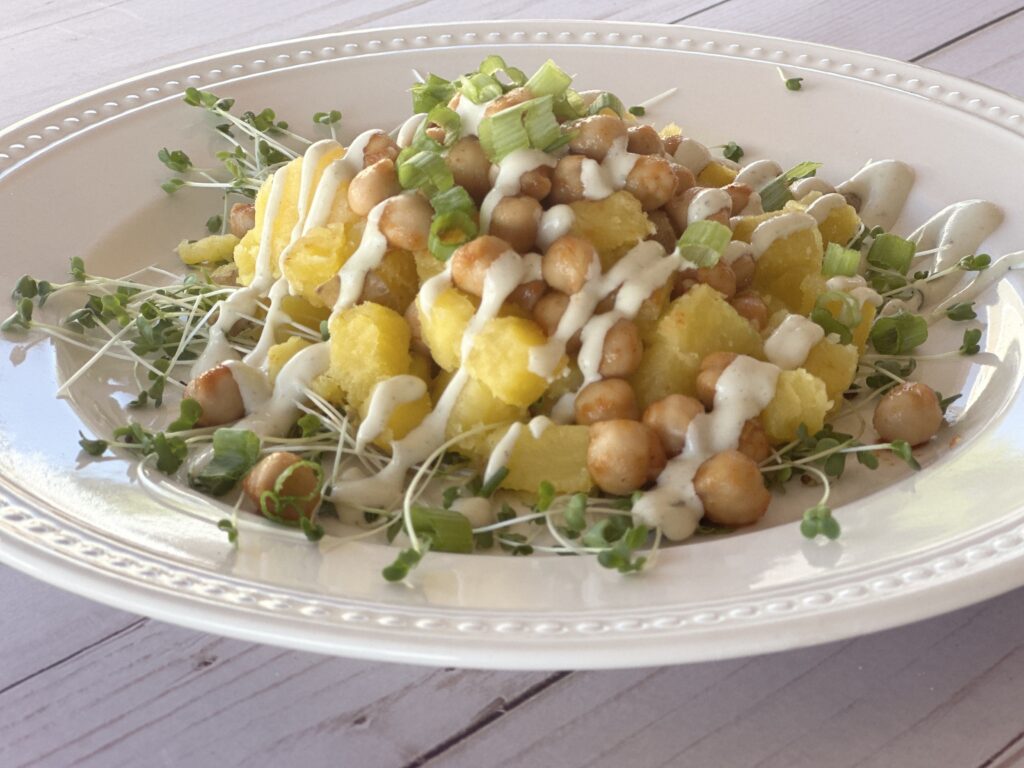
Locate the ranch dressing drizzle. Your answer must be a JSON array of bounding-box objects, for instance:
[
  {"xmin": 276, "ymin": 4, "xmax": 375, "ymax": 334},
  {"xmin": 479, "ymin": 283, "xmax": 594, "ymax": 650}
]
[
  {"xmin": 356, "ymin": 375, "xmax": 428, "ymax": 453},
  {"xmin": 673, "ymin": 138, "xmax": 712, "ymax": 175},
  {"xmin": 455, "ymin": 96, "xmax": 493, "ymax": 138},
  {"xmin": 231, "ymin": 342, "xmax": 331, "ymax": 437},
  {"xmin": 329, "ymin": 195, "xmax": 394, "ymax": 316},
  {"xmin": 483, "ymin": 415, "xmax": 555, "ymax": 481},
  {"xmin": 687, "ymin": 188, "xmax": 732, "ymax": 224},
  {"xmin": 764, "ymin": 315, "xmax": 824, "ymax": 370},
  {"xmin": 721, "ymin": 240, "xmax": 754, "ymax": 266},
  {"xmin": 330, "ymin": 251, "xmax": 525, "ymax": 508},
  {"xmin": 734, "ymin": 159, "xmax": 783, "ymax": 191},
  {"xmin": 790, "ymin": 176, "xmax": 834, "ymax": 199},
  {"xmin": 480, "ymin": 149, "xmax": 557, "ymax": 232},
  {"xmin": 928, "ymin": 250, "xmax": 1024, "ymax": 319},
  {"xmin": 580, "ymin": 158, "xmax": 616, "ymax": 200},
  {"xmin": 633, "ymin": 356, "xmax": 780, "ymax": 541},
  {"xmin": 805, "ymin": 192, "xmax": 848, "ymax": 224},
  {"xmin": 836, "ymin": 159, "xmax": 915, "ymax": 231},
  {"xmin": 826, "ymin": 275, "xmax": 883, "ymax": 307},
  {"xmin": 740, "ymin": 191, "xmax": 764, "ymax": 216},
  {"xmin": 581, "ymin": 137, "xmax": 640, "ymax": 201},
  {"xmin": 909, "ymin": 200, "xmax": 1004, "ymax": 307},
  {"xmin": 192, "ymin": 168, "xmax": 288, "ymax": 376},
  {"xmin": 417, "ymin": 266, "xmax": 453, "ymax": 316},
  {"xmin": 537, "ymin": 205, "xmax": 576, "ymax": 251},
  {"xmin": 749, "ymin": 212, "xmax": 817, "ymax": 259},
  {"xmin": 396, "ymin": 113, "xmax": 428, "ymax": 148}
]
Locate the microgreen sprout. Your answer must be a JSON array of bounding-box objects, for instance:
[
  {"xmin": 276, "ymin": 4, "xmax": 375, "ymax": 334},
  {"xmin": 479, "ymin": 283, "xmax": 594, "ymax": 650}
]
[
  {"xmin": 959, "ymin": 328, "xmax": 983, "ymax": 355},
  {"xmin": 722, "ymin": 141, "xmax": 744, "ymax": 162},
  {"xmin": 777, "ymin": 67, "xmax": 804, "ymax": 91}
]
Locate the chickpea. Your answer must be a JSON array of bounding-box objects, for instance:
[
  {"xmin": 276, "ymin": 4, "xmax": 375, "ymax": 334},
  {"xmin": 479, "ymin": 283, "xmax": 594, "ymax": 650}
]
[
  {"xmin": 671, "ymin": 165, "xmax": 696, "ymax": 200},
  {"xmin": 575, "ymin": 379, "xmax": 640, "ymax": 425},
  {"xmin": 358, "ymin": 270, "xmax": 399, "ymax": 312},
  {"xmin": 672, "ymin": 269, "xmax": 698, "ymax": 299},
  {"xmin": 347, "ymin": 158, "xmax": 401, "ymax": 217},
  {"xmin": 587, "ymin": 420, "xmax": 665, "ymax": 495},
  {"xmin": 450, "ymin": 235, "xmax": 513, "ymax": 297},
  {"xmin": 873, "ymin": 382, "xmax": 944, "ymax": 446},
  {"xmin": 363, "ymin": 132, "xmax": 399, "ymax": 167},
  {"xmin": 624, "ymin": 155, "xmax": 678, "ymax": 211},
  {"xmin": 211, "ymin": 262, "xmax": 239, "ymax": 287},
  {"xmin": 725, "ymin": 183, "xmax": 753, "ymax": 215},
  {"xmin": 738, "ymin": 419, "xmax": 772, "ymax": 463},
  {"xmin": 696, "ymin": 351, "xmax": 738, "ymax": 409},
  {"xmin": 696, "ymin": 262, "xmax": 737, "ymax": 299},
  {"xmin": 547, "ymin": 155, "xmax": 586, "ymax": 205},
  {"xmin": 484, "ymin": 86, "xmax": 535, "ymax": 118},
  {"xmin": 730, "ymin": 290, "xmax": 769, "ymax": 331},
  {"xmin": 379, "ymin": 193, "xmax": 433, "ymax": 252},
  {"xmin": 731, "ymin": 253, "xmax": 757, "ymax": 290},
  {"xmin": 242, "ymin": 452, "xmax": 321, "ymax": 521},
  {"xmin": 489, "ymin": 195, "xmax": 542, "ymax": 253},
  {"xmin": 183, "ymin": 364, "xmax": 245, "ymax": 427},
  {"xmin": 693, "ymin": 450, "xmax": 771, "ymax": 526},
  {"xmin": 533, "ymin": 291, "xmax": 581, "ymax": 353},
  {"xmin": 507, "ymin": 279, "xmax": 547, "ymax": 314},
  {"xmin": 626, "ymin": 124, "xmax": 664, "ymax": 155},
  {"xmin": 519, "ymin": 166, "xmax": 553, "ymax": 200},
  {"xmin": 599, "ymin": 319, "xmax": 643, "ymax": 378},
  {"xmin": 646, "ymin": 209, "xmax": 678, "ymax": 253},
  {"xmin": 642, "ymin": 394, "xmax": 705, "ymax": 457},
  {"xmin": 543, "ymin": 235, "xmax": 599, "ymax": 295},
  {"xmin": 662, "ymin": 134, "xmax": 682, "ymax": 156},
  {"xmin": 664, "ymin": 186, "xmax": 699, "ymax": 235},
  {"xmin": 445, "ymin": 137, "xmax": 492, "ymax": 203},
  {"xmin": 568, "ymin": 113, "xmax": 628, "ymax": 161},
  {"xmin": 405, "ymin": 301, "xmax": 430, "ymax": 356},
  {"xmin": 228, "ymin": 202, "xmax": 255, "ymax": 238}
]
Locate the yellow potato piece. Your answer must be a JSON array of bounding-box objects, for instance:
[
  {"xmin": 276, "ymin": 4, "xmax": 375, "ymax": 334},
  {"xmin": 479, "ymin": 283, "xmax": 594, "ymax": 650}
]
[
  {"xmin": 492, "ymin": 424, "xmax": 593, "ymax": 494},
  {"xmin": 803, "ymin": 338, "xmax": 859, "ymax": 407},
  {"xmin": 696, "ymin": 161, "xmax": 738, "ymax": 188},
  {"xmin": 570, "ymin": 190, "xmax": 652, "ymax": 270},
  {"xmin": 177, "ymin": 234, "xmax": 239, "ymax": 265},
  {"xmin": 464, "ymin": 316, "xmax": 556, "ymax": 407},
  {"xmin": 327, "ymin": 303, "xmax": 411, "ymax": 409},
  {"xmin": 418, "ymin": 287, "xmax": 477, "ymax": 372},
  {"xmin": 267, "ymin": 337, "xmax": 312, "ymax": 384},
  {"xmin": 752, "ymin": 226, "xmax": 824, "ymax": 313},
  {"xmin": 358, "ymin": 386, "xmax": 431, "ymax": 449},
  {"xmin": 445, "ymin": 376, "xmax": 526, "ymax": 459},
  {"xmin": 281, "ymin": 223, "xmax": 356, "ymax": 307},
  {"xmin": 761, "ymin": 368, "xmax": 831, "ymax": 443}
]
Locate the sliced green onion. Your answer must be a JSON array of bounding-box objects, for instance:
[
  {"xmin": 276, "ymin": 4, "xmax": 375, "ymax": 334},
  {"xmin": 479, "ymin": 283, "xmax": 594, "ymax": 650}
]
[
  {"xmin": 525, "ymin": 59, "xmax": 573, "ymax": 98},
  {"xmin": 429, "ymin": 210, "xmax": 478, "ymax": 261},
  {"xmin": 425, "ymin": 105, "xmax": 461, "ymax": 147},
  {"xmin": 522, "ymin": 96, "xmax": 561, "ymax": 152},
  {"xmin": 412, "ymin": 74, "xmax": 456, "ymax": 114},
  {"xmin": 821, "ymin": 243, "xmax": 861, "ymax": 277},
  {"xmin": 586, "ymin": 91, "xmax": 626, "ymax": 117},
  {"xmin": 553, "ymin": 88, "xmax": 587, "ymax": 121},
  {"xmin": 397, "ymin": 147, "xmax": 453, "ymax": 197},
  {"xmin": 410, "ymin": 505, "xmax": 474, "ymax": 553},
  {"xmin": 867, "ymin": 233, "xmax": 915, "ymax": 275},
  {"xmin": 628, "ymin": 105, "xmax": 646, "ymax": 117},
  {"xmin": 477, "ymin": 95, "xmax": 560, "ymax": 162},
  {"xmin": 458, "ymin": 71, "xmax": 505, "ymax": 104},
  {"xmin": 815, "ymin": 290, "xmax": 862, "ymax": 328},
  {"xmin": 479, "ymin": 55, "xmax": 527, "ymax": 87},
  {"xmin": 869, "ymin": 311, "xmax": 928, "ymax": 355},
  {"xmin": 677, "ymin": 220, "xmax": 732, "ymax": 267},
  {"xmin": 430, "ymin": 185, "xmax": 476, "ymax": 217},
  {"xmin": 760, "ymin": 161, "xmax": 823, "ymax": 212}
]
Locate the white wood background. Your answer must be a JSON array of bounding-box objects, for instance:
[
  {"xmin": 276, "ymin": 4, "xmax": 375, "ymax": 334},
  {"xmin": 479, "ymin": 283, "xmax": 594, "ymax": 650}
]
[{"xmin": 4, "ymin": 2, "xmax": 1024, "ymax": 766}]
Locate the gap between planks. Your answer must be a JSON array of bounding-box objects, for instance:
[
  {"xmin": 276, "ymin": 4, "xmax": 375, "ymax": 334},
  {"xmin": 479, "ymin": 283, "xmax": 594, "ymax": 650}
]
[{"xmin": 910, "ymin": 3, "xmax": 1024, "ymax": 61}]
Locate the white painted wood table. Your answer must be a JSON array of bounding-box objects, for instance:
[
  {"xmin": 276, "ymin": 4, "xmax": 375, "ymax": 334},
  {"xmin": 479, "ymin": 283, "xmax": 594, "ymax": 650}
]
[{"xmin": 3, "ymin": 2, "xmax": 1024, "ymax": 766}]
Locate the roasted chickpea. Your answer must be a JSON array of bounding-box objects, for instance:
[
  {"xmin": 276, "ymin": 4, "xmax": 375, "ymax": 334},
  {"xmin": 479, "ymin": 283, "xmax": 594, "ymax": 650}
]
[
  {"xmin": 738, "ymin": 419, "xmax": 772, "ymax": 463},
  {"xmin": 228, "ymin": 202, "xmax": 255, "ymax": 238},
  {"xmin": 211, "ymin": 262, "xmax": 239, "ymax": 287},
  {"xmin": 445, "ymin": 137, "xmax": 492, "ymax": 203},
  {"xmin": 533, "ymin": 291, "xmax": 581, "ymax": 353},
  {"xmin": 405, "ymin": 301, "xmax": 429, "ymax": 356},
  {"xmin": 242, "ymin": 452, "xmax": 321, "ymax": 521},
  {"xmin": 672, "ymin": 269, "xmax": 698, "ymax": 299},
  {"xmin": 694, "ymin": 450, "xmax": 771, "ymax": 526},
  {"xmin": 624, "ymin": 155, "xmax": 678, "ymax": 211},
  {"xmin": 568, "ymin": 113, "xmax": 628, "ymax": 161},
  {"xmin": 363, "ymin": 132, "xmax": 399, "ymax": 167},
  {"xmin": 662, "ymin": 134, "xmax": 682, "ymax": 156},
  {"xmin": 645, "ymin": 209, "xmax": 678, "ymax": 253},
  {"xmin": 671, "ymin": 163, "xmax": 696, "ymax": 199},
  {"xmin": 873, "ymin": 382, "xmax": 944, "ymax": 446},
  {"xmin": 696, "ymin": 351, "xmax": 738, "ymax": 409},
  {"xmin": 489, "ymin": 195, "xmax": 542, "ymax": 253},
  {"xmin": 484, "ymin": 86, "xmax": 535, "ymax": 118},
  {"xmin": 183, "ymin": 364, "xmax": 245, "ymax": 427},
  {"xmin": 696, "ymin": 262, "xmax": 737, "ymax": 299},
  {"xmin": 543, "ymin": 235, "xmax": 599, "ymax": 295},
  {"xmin": 642, "ymin": 394, "xmax": 705, "ymax": 457},
  {"xmin": 724, "ymin": 182, "xmax": 753, "ymax": 215},
  {"xmin": 730, "ymin": 290, "xmax": 769, "ymax": 331},
  {"xmin": 347, "ymin": 158, "xmax": 401, "ymax": 217},
  {"xmin": 547, "ymin": 155, "xmax": 586, "ymax": 205},
  {"xmin": 599, "ymin": 319, "xmax": 643, "ymax": 378},
  {"xmin": 450, "ymin": 235, "xmax": 513, "ymax": 297},
  {"xmin": 626, "ymin": 124, "xmax": 664, "ymax": 155},
  {"xmin": 507, "ymin": 280, "xmax": 547, "ymax": 313},
  {"xmin": 731, "ymin": 253, "xmax": 757, "ymax": 290},
  {"xmin": 519, "ymin": 166, "xmax": 553, "ymax": 200},
  {"xmin": 378, "ymin": 193, "xmax": 433, "ymax": 252},
  {"xmin": 587, "ymin": 420, "xmax": 664, "ymax": 495},
  {"xmin": 664, "ymin": 186, "xmax": 700, "ymax": 235},
  {"xmin": 575, "ymin": 379, "xmax": 640, "ymax": 425}
]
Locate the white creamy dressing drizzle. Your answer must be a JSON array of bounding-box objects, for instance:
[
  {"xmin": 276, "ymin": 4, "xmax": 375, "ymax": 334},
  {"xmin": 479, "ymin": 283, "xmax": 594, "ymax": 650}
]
[
  {"xmin": 417, "ymin": 266, "xmax": 453, "ymax": 316},
  {"xmin": 330, "ymin": 251, "xmax": 525, "ymax": 508},
  {"xmin": 764, "ymin": 315, "xmax": 825, "ymax": 370},
  {"xmin": 836, "ymin": 159, "xmax": 915, "ymax": 231},
  {"xmin": 480, "ymin": 149, "xmax": 557, "ymax": 231},
  {"xmin": 355, "ymin": 375, "xmax": 428, "ymax": 452},
  {"xmin": 909, "ymin": 200, "xmax": 1004, "ymax": 307},
  {"xmin": 734, "ymin": 159, "xmax": 783, "ymax": 192},
  {"xmin": 537, "ymin": 205, "xmax": 576, "ymax": 251},
  {"xmin": 930, "ymin": 250, "xmax": 1024, "ymax": 318},
  {"xmin": 739, "ymin": 191, "xmax": 764, "ymax": 216},
  {"xmin": 721, "ymin": 240, "xmax": 753, "ymax": 266},
  {"xmin": 805, "ymin": 192, "xmax": 848, "ymax": 224},
  {"xmin": 579, "ymin": 136, "xmax": 640, "ymax": 201},
  {"xmin": 826, "ymin": 275, "xmax": 883, "ymax": 307},
  {"xmin": 633, "ymin": 356, "xmax": 781, "ymax": 540},
  {"xmin": 330, "ymin": 196, "xmax": 393, "ymax": 315},
  {"xmin": 687, "ymin": 187, "xmax": 732, "ymax": 224},
  {"xmin": 673, "ymin": 138, "xmax": 712, "ymax": 175},
  {"xmin": 232, "ymin": 342, "xmax": 331, "ymax": 437},
  {"xmin": 396, "ymin": 113, "xmax": 428, "ymax": 148},
  {"xmin": 750, "ymin": 212, "xmax": 817, "ymax": 258},
  {"xmin": 790, "ymin": 176, "xmax": 834, "ymax": 199},
  {"xmin": 223, "ymin": 360, "xmax": 273, "ymax": 412},
  {"xmin": 483, "ymin": 415, "xmax": 553, "ymax": 482},
  {"xmin": 454, "ymin": 96, "xmax": 492, "ymax": 138}
]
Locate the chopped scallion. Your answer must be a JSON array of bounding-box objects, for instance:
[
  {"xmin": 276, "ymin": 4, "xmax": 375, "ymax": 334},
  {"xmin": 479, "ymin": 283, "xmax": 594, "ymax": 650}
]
[
  {"xmin": 821, "ymin": 242, "xmax": 861, "ymax": 277},
  {"xmin": 869, "ymin": 311, "xmax": 928, "ymax": 355},
  {"xmin": 677, "ymin": 220, "xmax": 732, "ymax": 267}
]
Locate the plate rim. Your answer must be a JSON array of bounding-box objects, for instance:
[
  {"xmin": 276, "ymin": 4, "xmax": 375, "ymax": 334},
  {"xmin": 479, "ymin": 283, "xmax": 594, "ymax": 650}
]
[{"xmin": 2, "ymin": 18, "xmax": 1024, "ymax": 669}]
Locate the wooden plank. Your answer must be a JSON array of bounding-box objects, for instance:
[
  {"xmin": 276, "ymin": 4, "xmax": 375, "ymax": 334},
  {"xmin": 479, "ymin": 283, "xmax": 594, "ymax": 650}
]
[
  {"xmin": 420, "ymin": 589, "xmax": 1024, "ymax": 768},
  {"xmin": 0, "ymin": 566, "xmax": 139, "ymax": 692},
  {"xmin": 0, "ymin": 618, "xmax": 554, "ymax": 768},
  {"xmin": 918, "ymin": 10, "xmax": 1024, "ymax": 94}
]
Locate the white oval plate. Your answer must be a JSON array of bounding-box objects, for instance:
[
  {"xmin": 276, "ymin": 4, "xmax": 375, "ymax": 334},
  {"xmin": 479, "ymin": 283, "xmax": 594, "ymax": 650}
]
[{"xmin": 2, "ymin": 21, "xmax": 1024, "ymax": 670}]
